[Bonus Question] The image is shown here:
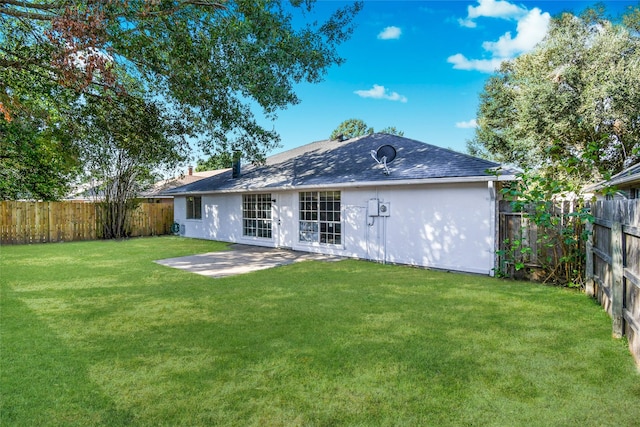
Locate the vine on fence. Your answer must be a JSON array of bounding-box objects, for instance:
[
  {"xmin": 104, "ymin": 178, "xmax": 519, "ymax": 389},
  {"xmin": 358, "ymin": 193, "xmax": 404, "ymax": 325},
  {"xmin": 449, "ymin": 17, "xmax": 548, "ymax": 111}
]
[{"xmin": 496, "ymin": 169, "xmax": 593, "ymax": 287}]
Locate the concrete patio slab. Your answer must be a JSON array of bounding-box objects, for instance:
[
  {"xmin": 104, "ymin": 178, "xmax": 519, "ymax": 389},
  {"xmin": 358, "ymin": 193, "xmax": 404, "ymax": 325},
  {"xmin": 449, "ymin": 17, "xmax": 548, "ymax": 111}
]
[{"xmin": 154, "ymin": 244, "xmax": 344, "ymax": 278}]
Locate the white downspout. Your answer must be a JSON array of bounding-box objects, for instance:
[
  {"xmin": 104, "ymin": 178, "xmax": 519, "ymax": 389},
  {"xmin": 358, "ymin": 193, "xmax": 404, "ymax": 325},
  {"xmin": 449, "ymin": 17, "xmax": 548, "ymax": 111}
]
[{"xmin": 488, "ymin": 180, "xmax": 497, "ymax": 277}]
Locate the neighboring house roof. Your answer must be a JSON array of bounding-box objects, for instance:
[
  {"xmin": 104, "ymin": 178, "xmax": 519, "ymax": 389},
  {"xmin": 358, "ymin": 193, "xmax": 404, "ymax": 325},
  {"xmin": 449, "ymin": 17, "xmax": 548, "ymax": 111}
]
[
  {"xmin": 142, "ymin": 168, "xmax": 229, "ymax": 198},
  {"xmin": 586, "ymin": 162, "xmax": 640, "ymax": 193},
  {"xmin": 64, "ymin": 180, "xmax": 103, "ymax": 201},
  {"xmin": 66, "ymin": 168, "xmax": 227, "ymax": 200},
  {"xmin": 164, "ymin": 133, "xmax": 516, "ymax": 195}
]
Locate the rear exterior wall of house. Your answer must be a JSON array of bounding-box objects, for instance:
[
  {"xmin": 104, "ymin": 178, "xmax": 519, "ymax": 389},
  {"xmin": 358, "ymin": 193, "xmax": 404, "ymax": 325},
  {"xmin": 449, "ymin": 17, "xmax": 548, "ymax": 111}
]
[{"xmin": 173, "ymin": 181, "xmax": 496, "ymax": 275}]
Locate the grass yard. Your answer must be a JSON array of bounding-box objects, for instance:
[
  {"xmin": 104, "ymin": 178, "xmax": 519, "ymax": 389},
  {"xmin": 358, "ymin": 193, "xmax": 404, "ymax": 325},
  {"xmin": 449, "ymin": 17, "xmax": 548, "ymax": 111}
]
[{"xmin": 1, "ymin": 237, "xmax": 639, "ymax": 426}]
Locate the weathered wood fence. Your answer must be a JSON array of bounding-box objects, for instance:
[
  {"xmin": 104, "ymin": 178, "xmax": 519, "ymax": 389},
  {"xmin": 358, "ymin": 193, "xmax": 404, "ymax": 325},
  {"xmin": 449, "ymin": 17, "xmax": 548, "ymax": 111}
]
[
  {"xmin": 586, "ymin": 200, "xmax": 640, "ymax": 367},
  {"xmin": 0, "ymin": 201, "xmax": 174, "ymax": 244},
  {"xmin": 498, "ymin": 200, "xmax": 585, "ymax": 281}
]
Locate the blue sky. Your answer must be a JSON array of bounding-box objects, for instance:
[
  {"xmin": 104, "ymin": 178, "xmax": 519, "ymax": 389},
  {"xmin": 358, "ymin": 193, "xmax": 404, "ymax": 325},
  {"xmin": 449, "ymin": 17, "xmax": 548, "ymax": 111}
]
[{"xmin": 257, "ymin": 0, "xmax": 636, "ymax": 155}]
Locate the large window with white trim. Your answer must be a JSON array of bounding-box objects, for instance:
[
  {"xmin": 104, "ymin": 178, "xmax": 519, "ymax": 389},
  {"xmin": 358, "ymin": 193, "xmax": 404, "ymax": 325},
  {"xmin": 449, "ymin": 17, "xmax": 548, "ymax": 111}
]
[
  {"xmin": 299, "ymin": 191, "xmax": 341, "ymax": 244},
  {"xmin": 243, "ymin": 194, "xmax": 272, "ymax": 238}
]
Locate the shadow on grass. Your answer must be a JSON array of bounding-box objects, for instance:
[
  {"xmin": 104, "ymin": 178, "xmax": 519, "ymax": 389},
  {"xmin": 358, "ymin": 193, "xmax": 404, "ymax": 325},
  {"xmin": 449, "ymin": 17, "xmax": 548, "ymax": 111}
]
[
  {"xmin": 2, "ymin": 237, "xmax": 640, "ymax": 426},
  {"xmin": 1, "ymin": 287, "xmax": 134, "ymax": 426}
]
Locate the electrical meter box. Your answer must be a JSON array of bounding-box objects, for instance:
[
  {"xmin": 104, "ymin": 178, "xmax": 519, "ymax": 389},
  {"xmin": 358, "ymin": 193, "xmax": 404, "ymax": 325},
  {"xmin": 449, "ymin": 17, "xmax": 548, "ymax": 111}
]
[
  {"xmin": 379, "ymin": 202, "xmax": 391, "ymax": 217},
  {"xmin": 368, "ymin": 199, "xmax": 379, "ymax": 216}
]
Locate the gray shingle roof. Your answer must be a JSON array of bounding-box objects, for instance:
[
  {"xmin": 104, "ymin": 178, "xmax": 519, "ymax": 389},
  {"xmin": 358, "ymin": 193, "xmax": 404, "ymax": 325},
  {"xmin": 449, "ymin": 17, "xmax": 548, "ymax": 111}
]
[
  {"xmin": 141, "ymin": 169, "xmax": 229, "ymax": 197},
  {"xmin": 164, "ymin": 133, "xmax": 509, "ymax": 195},
  {"xmin": 587, "ymin": 162, "xmax": 640, "ymax": 192}
]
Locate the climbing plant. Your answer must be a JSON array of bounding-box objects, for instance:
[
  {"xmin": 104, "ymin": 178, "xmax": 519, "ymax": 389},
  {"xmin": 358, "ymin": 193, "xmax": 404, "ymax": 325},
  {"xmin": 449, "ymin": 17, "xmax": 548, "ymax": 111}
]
[{"xmin": 496, "ymin": 164, "xmax": 594, "ymax": 287}]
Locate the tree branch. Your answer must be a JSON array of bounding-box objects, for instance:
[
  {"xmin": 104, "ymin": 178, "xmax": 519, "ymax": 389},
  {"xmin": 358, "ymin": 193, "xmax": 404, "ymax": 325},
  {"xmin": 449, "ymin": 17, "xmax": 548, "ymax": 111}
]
[
  {"xmin": 0, "ymin": 5, "xmax": 57, "ymax": 20},
  {"xmin": 136, "ymin": 0, "xmax": 226, "ymax": 18},
  {"xmin": 0, "ymin": 0, "xmax": 226, "ymax": 21},
  {"xmin": 0, "ymin": 0, "xmax": 64, "ymax": 10}
]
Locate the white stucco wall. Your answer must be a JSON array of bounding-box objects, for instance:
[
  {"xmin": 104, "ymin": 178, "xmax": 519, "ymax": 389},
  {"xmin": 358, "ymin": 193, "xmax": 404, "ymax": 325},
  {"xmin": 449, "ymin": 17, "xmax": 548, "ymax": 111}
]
[
  {"xmin": 173, "ymin": 181, "xmax": 496, "ymax": 275},
  {"xmin": 346, "ymin": 184, "xmax": 496, "ymax": 274}
]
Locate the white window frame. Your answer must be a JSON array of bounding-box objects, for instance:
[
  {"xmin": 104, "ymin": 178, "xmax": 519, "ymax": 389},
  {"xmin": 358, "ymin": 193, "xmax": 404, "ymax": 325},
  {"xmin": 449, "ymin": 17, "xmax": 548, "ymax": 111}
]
[
  {"xmin": 298, "ymin": 191, "xmax": 341, "ymax": 245},
  {"xmin": 186, "ymin": 196, "xmax": 202, "ymax": 220},
  {"xmin": 242, "ymin": 193, "xmax": 273, "ymax": 239}
]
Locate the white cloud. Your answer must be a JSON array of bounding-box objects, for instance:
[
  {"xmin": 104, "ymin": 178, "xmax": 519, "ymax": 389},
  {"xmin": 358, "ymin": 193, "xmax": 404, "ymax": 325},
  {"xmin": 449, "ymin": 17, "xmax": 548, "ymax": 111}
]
[
  {"xmin": 377, "ymin": 26, "xmax": 402, "ymax": 40},
  {"xmin": 354, "ymin": 84, "xmax": 408, "ymax": 103},
  {"xmin": 450, "ymin": 1, "xmax": 550, "ymax": 72},
  {"xmin": 461, "ymin": 0, "xmax": 527, "ymax": 27},
  {"xmin": 447, "ymin": 54, "xmax": 505, "ymax": 73},
  {"xmin": 482, "ymin": 8, "xmax": 550, "ymax": 57},
  {"xmin": 456, "ymin": 119, "xmax": 478, "ymax": 129},
  {"xmin": 458, "ymin": 18, "xmax": 478, "ymax": 29}
]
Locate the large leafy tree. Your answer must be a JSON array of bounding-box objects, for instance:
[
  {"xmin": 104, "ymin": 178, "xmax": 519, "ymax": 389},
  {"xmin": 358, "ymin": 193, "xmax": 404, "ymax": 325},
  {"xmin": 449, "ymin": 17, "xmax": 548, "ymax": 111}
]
[
  {"xmin": 74, "ymin": 93, "xmax": 188, "ymax": 238},
  {"xmin": 468, "ymin": 6, "xmax": 640, "ymax": 183},
  {"xmin": 0, "ymin": 74, "xmax": 81, "ymax": 200},
  {"xmin": 0, "ymin": 111, "xmax": 79, "ymax": 200},
  {"xmin": 1, "ymin": 0, "xmax": 362, "ymax": 199}
]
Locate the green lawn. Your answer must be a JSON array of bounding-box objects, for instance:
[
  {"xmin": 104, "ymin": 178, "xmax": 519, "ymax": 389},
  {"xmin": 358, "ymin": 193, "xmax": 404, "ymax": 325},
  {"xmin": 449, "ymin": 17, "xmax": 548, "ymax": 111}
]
[{"xmin": 1, "ymin": 237, "xmax": 639, "ymax": 426}]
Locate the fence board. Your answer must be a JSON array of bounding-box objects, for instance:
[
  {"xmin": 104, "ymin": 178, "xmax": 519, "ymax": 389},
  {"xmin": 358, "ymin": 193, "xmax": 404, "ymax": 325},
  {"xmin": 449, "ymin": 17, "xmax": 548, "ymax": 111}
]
[
  {"xmin": 586, "ymin": 199, "xmax": 640, "ymax": 368},
  {"xmin": 128, "ymin": 203, "xmax": 173, "ymax": 237},
  {"xmin": 0, "ymin": 201, "xmax": 173, "ymax": 245}
]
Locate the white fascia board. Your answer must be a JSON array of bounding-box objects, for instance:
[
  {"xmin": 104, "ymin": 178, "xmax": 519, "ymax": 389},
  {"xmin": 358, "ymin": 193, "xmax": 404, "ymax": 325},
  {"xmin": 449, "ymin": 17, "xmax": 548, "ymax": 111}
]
[{"xmin": 172, "ymin": 174, "xmax": 517, "ymax": 196}]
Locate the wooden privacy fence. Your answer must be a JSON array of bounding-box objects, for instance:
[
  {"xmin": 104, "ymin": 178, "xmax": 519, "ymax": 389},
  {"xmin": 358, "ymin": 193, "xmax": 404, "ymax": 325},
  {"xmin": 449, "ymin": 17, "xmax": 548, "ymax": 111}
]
[
  {"xmin": 498, "ymin": 200, "xmax": 585, "ymax": 282},
  {"xmin": 0, "ymin": 201, "xmax": 174, "ymax": 244},
  {"xmin": 127, "ymin": 202, "xmax": 174, "ymax": 238},
  {"xmin": 586, "ymin": 200, "xmax": 640, "ymax": 367}
]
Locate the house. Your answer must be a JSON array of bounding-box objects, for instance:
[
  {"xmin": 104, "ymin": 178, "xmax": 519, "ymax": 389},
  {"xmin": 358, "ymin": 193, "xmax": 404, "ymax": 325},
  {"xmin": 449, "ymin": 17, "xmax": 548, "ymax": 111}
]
[
  {"xmin": 66, "ymin": 167, "xmax": 226, "ymax": 203},
  {"xmin": 142, "ymin": 166, "xmax": 229, "ymax": 204},
  {"xmin": 165, "ymin": 133, "xmax": 516, "ymax": 275},
  {"xmin": 586, "ymin": 162, "xmax": 640, "ymax": 200}
]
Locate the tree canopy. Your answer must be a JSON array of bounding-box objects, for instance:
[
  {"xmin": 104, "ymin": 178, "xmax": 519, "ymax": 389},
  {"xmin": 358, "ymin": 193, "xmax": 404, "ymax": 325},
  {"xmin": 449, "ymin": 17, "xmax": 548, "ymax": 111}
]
[
  {"xmin": 0, "ymin": 111, "xmax": 79, "ymax": 200},
  {"xmin": 196, "ymin": 151, "xmax": 233, "ymax": 171},
  {"xmin": 1, "ymin": 0, "xmax": 362, "ymax": 199},
  {"xmin": 468, "ymin": 5, "xmax": 640, "ymax": 183},
  {"xmin": 73, "ymin": 93, "xmax": 187, "ymax": 237},
  {"xmin": 330, "ymin": 119, "xmax": 404, "ymax": 140}
]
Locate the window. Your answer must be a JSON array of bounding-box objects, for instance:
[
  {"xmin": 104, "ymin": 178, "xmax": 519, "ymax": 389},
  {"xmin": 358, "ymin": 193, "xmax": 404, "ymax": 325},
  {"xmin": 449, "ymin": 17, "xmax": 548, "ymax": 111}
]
[
  {"xmin": 186, "ymin": 196, "xmax": 202, "ymax": 219},
  {"xmin": 243, "ymin": 194, "xmax": 272, "ymax": 238},
  {"xmin": 299, "ymin": 191, "xmax": 341, "ymax": 244}
]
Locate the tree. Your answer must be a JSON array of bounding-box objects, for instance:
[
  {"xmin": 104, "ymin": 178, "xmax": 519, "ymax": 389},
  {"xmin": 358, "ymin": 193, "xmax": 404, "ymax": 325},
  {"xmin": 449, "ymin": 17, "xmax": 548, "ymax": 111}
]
[
  {"xmin": 469, "ymin": 6, "xmax": 640, "ymax": 183},
  {"xmin": 0, "ymin": 114, "xmax": 79, "ymax": 200},
  {"xmin": 1, "ymin": 1, "xmax": 363, "ymax": 165},
  {"xmin": 196, "ymin": 151, "xmax": 233, "ymax": 172},
  {"xmin": 378, "ymin": 126, "xmax": 404, "ymax": 137},
  {"xmin": 330, "ymin": 119, "xmax": 404, "ymax": 140},
  {"xmin": 330, "ymin": 118, "xmax": 373, "ymax": 140},
  {"xmin": 0, "ymin": 78, "xmax": 81, "ymax": 200},
  {"xmin": 74, "ymin": 94, "xmax": 188, "ymax": 238}
]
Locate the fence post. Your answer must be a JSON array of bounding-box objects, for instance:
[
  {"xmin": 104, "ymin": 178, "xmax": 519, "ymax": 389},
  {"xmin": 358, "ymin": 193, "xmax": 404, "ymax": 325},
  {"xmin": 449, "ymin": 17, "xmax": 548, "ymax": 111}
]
[
  {"xmin": 585, "ymin": 221, "xmax": 594, "ymax": 297},
  {"xmin": 611, "ymin": 220, "xmax": 624, "ymax": 338}
]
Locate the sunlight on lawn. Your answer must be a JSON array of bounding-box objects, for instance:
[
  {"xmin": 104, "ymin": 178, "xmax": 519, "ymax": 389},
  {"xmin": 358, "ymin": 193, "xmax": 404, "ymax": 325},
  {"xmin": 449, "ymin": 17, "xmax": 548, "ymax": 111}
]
[{"xmin": 2, "ymin": 237, "xmax": 639, "ymax": 426}]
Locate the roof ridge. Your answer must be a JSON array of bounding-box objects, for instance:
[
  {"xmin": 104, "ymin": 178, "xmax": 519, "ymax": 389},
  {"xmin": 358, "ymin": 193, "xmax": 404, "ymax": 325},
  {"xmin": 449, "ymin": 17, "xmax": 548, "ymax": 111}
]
[{"xmin": 162, "ymin": 133, "xmax": 513, "ymax": 195}]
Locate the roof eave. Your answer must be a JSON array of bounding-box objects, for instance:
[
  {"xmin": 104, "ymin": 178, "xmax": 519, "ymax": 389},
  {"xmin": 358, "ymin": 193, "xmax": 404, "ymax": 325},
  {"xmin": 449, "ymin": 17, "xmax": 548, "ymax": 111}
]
[{"xmin": 168, "ymin": 174, "xmax": 517, "ymax": 196}]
